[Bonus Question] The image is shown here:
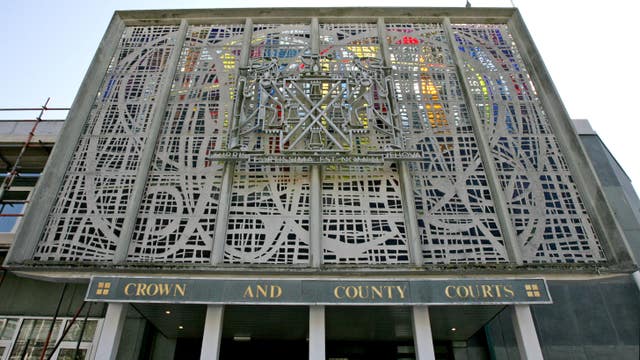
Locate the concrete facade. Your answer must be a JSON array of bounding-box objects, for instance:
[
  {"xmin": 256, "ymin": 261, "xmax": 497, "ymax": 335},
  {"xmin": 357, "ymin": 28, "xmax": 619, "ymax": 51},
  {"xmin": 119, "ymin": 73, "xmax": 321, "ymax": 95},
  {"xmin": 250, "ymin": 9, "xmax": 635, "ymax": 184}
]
[{"xmin": 0, "ymin": 7, "xmax": 638, "ymax": 360}]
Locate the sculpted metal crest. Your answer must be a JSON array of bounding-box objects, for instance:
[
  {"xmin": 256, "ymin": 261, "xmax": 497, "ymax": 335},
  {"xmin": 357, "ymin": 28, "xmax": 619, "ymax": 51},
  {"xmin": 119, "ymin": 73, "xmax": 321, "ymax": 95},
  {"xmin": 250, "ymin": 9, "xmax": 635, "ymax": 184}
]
[{"xmin": 225, "ymin": 53, "xmax": 416, "ymax": 163}]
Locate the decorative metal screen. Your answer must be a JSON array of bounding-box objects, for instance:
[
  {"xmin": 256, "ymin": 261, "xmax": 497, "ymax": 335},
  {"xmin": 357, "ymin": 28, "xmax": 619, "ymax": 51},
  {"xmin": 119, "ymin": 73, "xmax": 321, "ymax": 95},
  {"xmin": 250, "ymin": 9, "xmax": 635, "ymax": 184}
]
[
  {"xmin": 452, "ymin": 24, "xmax": 604, "ymax": 263},
  {"xmin": 128, "ymin": 25, "xmax": 244, "ymax": 263},
  {"xmin": 387, "ymin": 23, "xmax": 507, "ymax": 264},
  {"xmin": 224, "ymin": 25, "xmax": 312, "ymax": 264},
  {"xmin": 30, "ymin": 16, "xmax": 607, "ymax": 267},
  {"xmin": 35, "ymin": 26, "xmax": 180, "ymax": 261},
  {"xmin": 322, "ymin": 164, "xmax": 409, "ymax": 264},
  {"xmin": 318, "ymin": 24, "xmax": 409, "ymax": 264}
]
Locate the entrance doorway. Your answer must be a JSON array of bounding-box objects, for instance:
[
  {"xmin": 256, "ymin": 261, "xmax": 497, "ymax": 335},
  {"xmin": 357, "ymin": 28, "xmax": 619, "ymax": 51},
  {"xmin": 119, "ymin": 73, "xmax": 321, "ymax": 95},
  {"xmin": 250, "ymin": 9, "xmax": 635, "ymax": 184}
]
[{"xmin": 219, "ymin": 305, "xmax": 308, "ymax": 360}]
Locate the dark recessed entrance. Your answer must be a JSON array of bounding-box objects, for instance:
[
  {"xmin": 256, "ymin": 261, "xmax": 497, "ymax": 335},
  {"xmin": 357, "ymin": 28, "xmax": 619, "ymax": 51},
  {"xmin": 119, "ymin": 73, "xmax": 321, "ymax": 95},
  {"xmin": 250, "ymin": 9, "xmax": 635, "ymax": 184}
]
[
  {"xmin": 219, "ymin": 305, "xmax": 308, "ymax": 360},
  {"xmin": 326, "ymin": 306, "xmax": 416, "ymax": 360}
]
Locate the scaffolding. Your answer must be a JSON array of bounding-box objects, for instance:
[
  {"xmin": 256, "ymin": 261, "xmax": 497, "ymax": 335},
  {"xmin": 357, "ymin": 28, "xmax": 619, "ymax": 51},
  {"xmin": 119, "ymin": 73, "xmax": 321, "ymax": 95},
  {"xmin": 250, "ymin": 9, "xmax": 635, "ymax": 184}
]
[{"xmin": 0, "ymin": 98, "xmax": 68, "ymax": 231}]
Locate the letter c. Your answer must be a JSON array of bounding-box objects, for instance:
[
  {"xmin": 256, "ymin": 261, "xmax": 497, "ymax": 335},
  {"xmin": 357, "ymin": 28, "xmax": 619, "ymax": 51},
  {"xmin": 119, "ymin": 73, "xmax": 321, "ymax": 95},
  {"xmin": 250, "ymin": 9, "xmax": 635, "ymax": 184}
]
[
  {"xmin": 334, "ymin": 286, "xmax": 345, "ymax": 299},
  {"xmin": 124, "ymin": 283, "xmax": 134, "ymax": 296},
  {"xmin": 445, "ymin": 285, "xmax": 455, "ymax": 298}
]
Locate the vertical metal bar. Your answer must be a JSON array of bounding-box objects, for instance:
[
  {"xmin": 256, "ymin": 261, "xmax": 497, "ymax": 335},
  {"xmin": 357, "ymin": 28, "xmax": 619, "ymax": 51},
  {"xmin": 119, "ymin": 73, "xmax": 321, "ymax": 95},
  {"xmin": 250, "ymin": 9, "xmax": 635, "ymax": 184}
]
[
  {"xmin": 229, "ymin": 18, "xmax": 254, "ymax": 148},
  {"xmin": 39, "ymin": 283, "xmax": 66, "ymax": 360},
  {"xmin": 211, "ymin": 18, "xmax": 253, "ymax": 265},
  {"xmin": 442, "ymin": 17, "xmax": 523, "ymax": 264},
  {"xmin": 46, "ymin": 302, "xmax": 87, "ymax": 360},
  {"xmin": 0, "ymin": 98, "xmax": 49, "ymax": 203},
  {"xmin": 74, "ymin": 302, "xmax": 93, "ymax": 360},
  {"xmin": 309, "ymin": 305, "xmax": 326, "ymax": 360},
  {"xmin": 310, "ymin": 165, "xmax": 322, "ymax": 267},
  {"xmin": 377, "ymin": 17, "xmax": 423, "ymax": 265},
  {"xmin": 309, "ymin": 17, "xmax": 323, "ymax": 267},
  {"xmin": 113, "ymin": 20, "xmax": 189, "ymax": 263}
]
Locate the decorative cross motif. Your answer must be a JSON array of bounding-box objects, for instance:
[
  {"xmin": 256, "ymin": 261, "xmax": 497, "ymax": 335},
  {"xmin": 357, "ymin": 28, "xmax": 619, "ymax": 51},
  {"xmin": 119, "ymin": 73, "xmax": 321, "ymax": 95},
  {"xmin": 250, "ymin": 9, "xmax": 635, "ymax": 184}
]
[{"xmin": 230, "ymin": 54, "xmax": 402, "ymax": 155}]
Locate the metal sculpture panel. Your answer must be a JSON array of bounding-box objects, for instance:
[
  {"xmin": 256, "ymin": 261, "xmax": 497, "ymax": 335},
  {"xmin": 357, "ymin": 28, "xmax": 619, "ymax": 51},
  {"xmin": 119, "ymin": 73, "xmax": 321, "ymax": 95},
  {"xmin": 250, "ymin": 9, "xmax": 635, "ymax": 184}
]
[
  {"xmin": 127, "ymin": 25, "xmax": 244, "ymax": 262},
  {"xmin": 386, "ymin": 23, "xmax": 508, "ymax": 264},
  {"xmin": 224, "ymin": 25, "xmax": 312, "ymax": 264},
  {"xmin": 35, "ymin": 26, "xmax": 180, "ymax": 261},
  {"xmin": 315, "ymin": 24, "xmax": 410, "ymax": 264},
  {"xmin": 31, "ymin": 18, "xmax": 607, "ymax": 267},
  {"xmin": 322, "ymin": 164, "xmax": 409, "ymax": 264},
  {"xmin": 452, "ymin": 24, "xmax": 604, "ymax": 262}
]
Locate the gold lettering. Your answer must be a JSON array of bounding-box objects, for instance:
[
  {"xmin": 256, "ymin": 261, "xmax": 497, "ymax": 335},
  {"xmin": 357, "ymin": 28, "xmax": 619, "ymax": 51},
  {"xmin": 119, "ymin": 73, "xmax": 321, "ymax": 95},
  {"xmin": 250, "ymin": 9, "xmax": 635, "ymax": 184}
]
[
  {"xmin": 175, "ymin": 284, "xmax": 186, "ymax": 297},
  {"xmin": 270, "ymin": 285, "xmax": 282, "ymax": 298},
  {"xmin": 334, "ymin": 286, "xmax": 344, "ymax": 299},
  {"xmin": 147, "ymin": 284, "xmax": 158, "ymax": 296},
  {"xmin": 257, "ymin": 285, "xmax": 268, "ymax": 298},
  {"xmin": 358, "ymin": 286, "xmax": 369, "ymax": 299},
  {"xmin": 155, "ymin": 283, "xmax": 170, "ymax": 296},
  {"xmin": 371, "ymin": 286, "xmax": 383, "ymax": 299},
  {"xmin": 243, "ymin": 286, "xmax": 254, "ymax": 298},
  {"xmin": 481, "ymin": 285, "xmax": 493, "ymax": 298},
  {"xmin": 396, "ymin": 286, "xmax": 406, "ymax": 299},
  {"xmin": 345, "ymin": 286, "xmax": 358, "ymax": 299},
  {"xmin": 386, "ymin": 286, "xmax": 394, "ymax": 299},
  {"xmin": 445, "ymin": 285, "xmax": 455, "ymax": 298},
  {"xmin": 456, "ymin": 286, "xmax": 470, "ymax": 298},
  {"xmin": 502, "ymin": 286, "xmax": 515, "ymax": 298},
  {"xmin": 136, "ymin": 283, "xmax": 147, "ymax": 296},
  {"xmin": 124, "ymin": 283, "xmax": 135, "ymax": 296},
  {"xmin": 494, "ymin": 285, "xmax": 502, "ymax": 298}
]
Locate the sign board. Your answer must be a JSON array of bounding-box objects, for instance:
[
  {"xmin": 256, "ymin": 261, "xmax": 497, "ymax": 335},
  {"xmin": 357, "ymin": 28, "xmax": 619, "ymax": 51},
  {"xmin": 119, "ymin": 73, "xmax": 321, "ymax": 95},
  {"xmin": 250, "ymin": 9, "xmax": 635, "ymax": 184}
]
[{"xmin": 86, "ymin": 277, "xmax": 551, "ymax": 305}]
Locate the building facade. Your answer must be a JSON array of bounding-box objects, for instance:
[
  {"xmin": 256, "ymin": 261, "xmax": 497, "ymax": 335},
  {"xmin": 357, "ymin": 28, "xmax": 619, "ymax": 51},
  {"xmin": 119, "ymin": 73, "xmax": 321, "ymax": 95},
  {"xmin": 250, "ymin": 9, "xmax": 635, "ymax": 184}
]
[{"xmin": 1, "ymin": 7, "xmax": 639, "ymax": 360}]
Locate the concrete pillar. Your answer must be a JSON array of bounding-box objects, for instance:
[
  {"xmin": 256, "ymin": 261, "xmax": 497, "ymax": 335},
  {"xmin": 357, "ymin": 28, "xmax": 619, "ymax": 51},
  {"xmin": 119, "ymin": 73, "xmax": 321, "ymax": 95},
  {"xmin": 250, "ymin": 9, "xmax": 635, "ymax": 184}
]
[
  {"xmin": 511, "ymin": 305, "xmax": 543, "ymax": 360},
  {"xmin": 632, "ymin": 271, "xmax": 640, "ymax": 293},
  {"xmin": 309, "ymin": 305, "xmax": 326, "ymax": 360},
  {"xmin": 200, "ymin": 305, "xmax": 224, "ymax": 360},
  {"xmin": 412, "ymin": 306, "xmax": 436, "ymax": 360},
  {"xmin": 94, "ymin": 303, "xmax": 128, "ymax": 360}
]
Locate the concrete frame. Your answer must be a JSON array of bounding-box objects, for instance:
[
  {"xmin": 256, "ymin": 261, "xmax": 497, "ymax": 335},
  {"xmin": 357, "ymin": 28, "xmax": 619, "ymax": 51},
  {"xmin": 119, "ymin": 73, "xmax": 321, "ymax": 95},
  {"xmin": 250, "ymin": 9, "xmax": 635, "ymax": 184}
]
[
  {"xmin": 511, "ymin": 305, "xmax": 544, "ymax": 360},
  {"xmin": 94, "ymin": 303, "xmax": 128, "ymax": 360},
  {"xmin": 4, "ymin": 7, "xmax": 634, "ymax": 274},
  {"xmin": 201, "ymin": 305, "xmax": 225, "ymax": 360}
]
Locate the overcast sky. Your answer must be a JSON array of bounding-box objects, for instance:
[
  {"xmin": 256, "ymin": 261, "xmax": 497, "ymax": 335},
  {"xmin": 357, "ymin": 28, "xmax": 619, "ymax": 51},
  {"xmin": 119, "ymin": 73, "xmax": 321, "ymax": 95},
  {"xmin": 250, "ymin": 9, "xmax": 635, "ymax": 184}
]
[{"xmin": 1, "ymin": 0, "xmax": 638, "ymax": 194}]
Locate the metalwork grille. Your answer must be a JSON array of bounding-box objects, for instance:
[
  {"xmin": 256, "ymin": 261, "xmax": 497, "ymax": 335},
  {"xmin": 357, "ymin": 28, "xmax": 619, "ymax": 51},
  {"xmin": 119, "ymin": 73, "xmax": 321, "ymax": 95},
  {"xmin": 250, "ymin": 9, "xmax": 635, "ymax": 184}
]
[
  {"xmin": 30, "ymin": 18, "xmax": 607, "ymax": 267},
  {"xmin": 387, "ymin": 23, "xmax": 507, "ymax": 264},
  {"xmin": 224, "ymin": 25, "xmax": 312, "ymax": 264},
  {"xmin": 225, "ymin": 164, "xmax": 310, "ymax": 264},
  {"xmin": 316, "ymin": 24, "xmax": 409, "ymax": 264},
  {"xmin": 127, "ymin": 25, "xmax": 244, "ymax": 263},
  {"xmin": 35, "ymin": 26, "xmax": 180, "ymax": 261},
  {"xmin": 322, "ymin": 164, "xmax": 409, "ymax": 264},
  {"xmin": 452, "ymin": 24, "xmax": 604, "ymax": 263}
]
